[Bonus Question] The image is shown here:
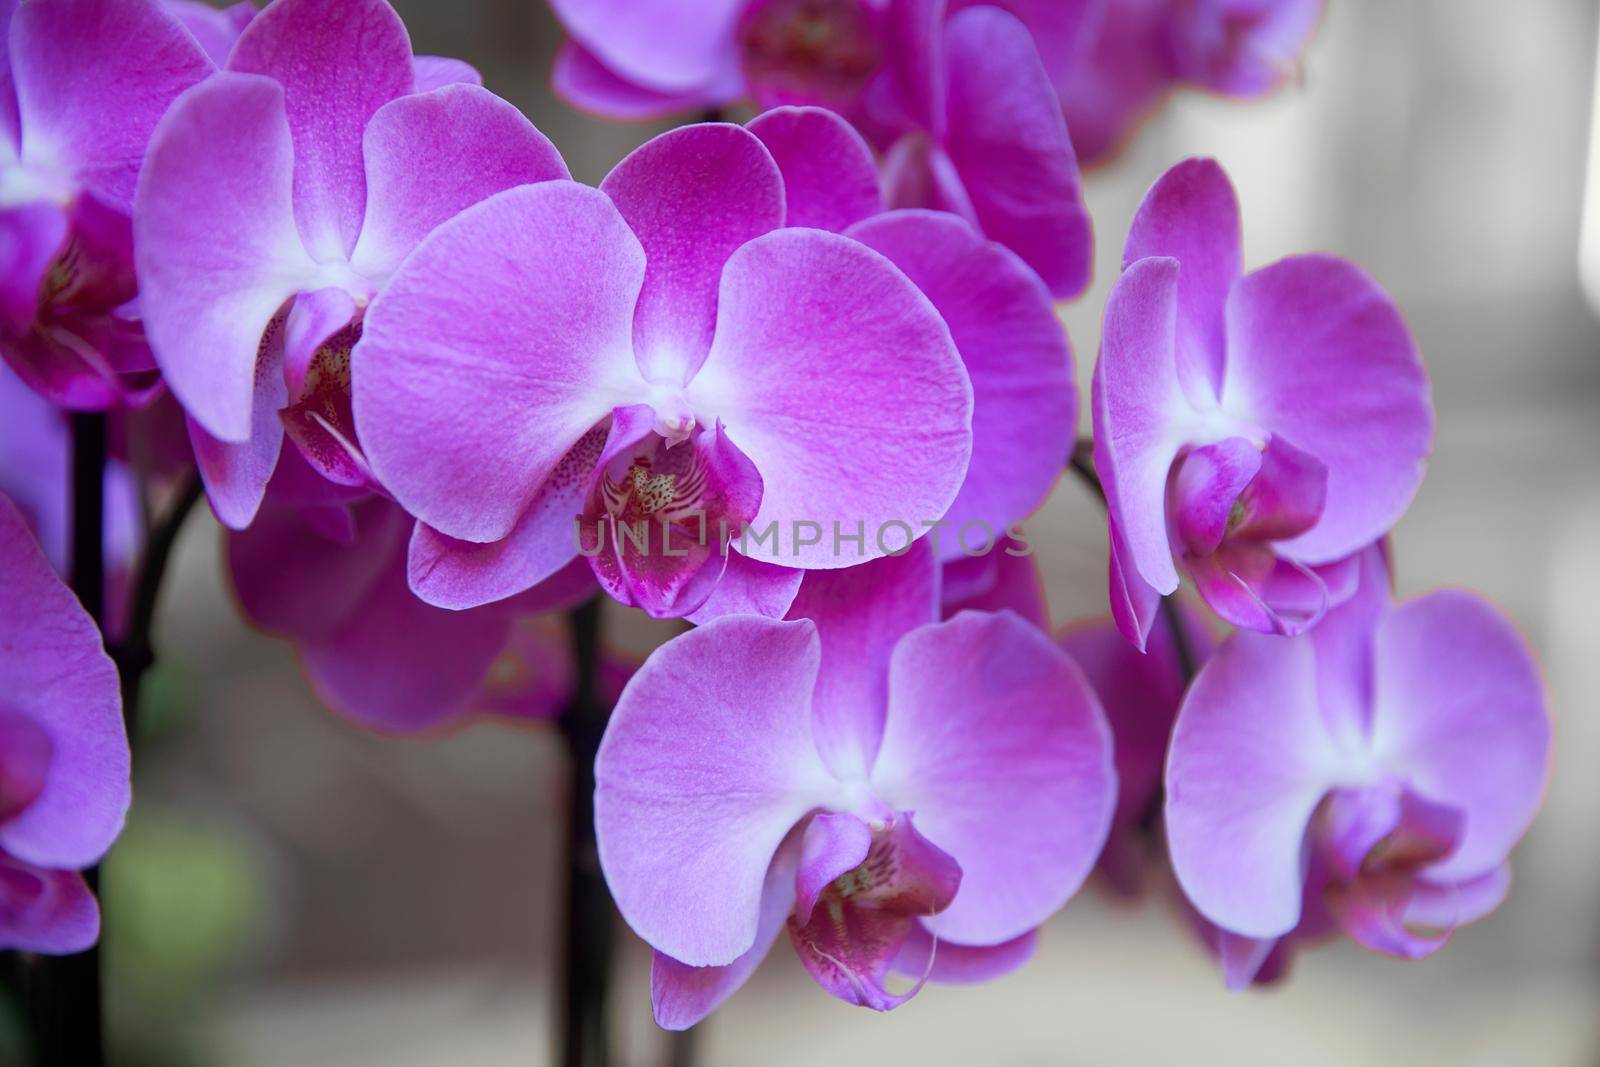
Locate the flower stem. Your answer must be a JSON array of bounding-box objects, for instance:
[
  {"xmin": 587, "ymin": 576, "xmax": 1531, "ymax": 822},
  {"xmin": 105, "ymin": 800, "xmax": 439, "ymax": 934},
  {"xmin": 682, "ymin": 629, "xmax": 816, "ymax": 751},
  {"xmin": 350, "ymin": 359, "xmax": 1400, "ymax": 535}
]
[
  {"xmin": 557, "ymin": 596, "xmax": 614, "ymax": 1067},
  {"xmin": 26, "ymin": 412, "xmax": 110, "ymax": 1066}
]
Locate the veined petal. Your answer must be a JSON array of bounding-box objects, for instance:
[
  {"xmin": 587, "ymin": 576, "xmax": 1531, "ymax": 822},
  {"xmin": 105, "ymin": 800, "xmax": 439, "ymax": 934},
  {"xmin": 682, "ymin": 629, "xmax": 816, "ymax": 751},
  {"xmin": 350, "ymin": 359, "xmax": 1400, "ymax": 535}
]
[
  {"xmin": 1122, "ymin": 158, "xmax": 1241, "ymax": 404},
  {"xmin": 748, "ymin": 107, "xmax": 881, "ymax": 233},
  {"xmin": 12, "ymin": 0, "xmax": 210, "ymax": 212},
  {"xmin": 350, "ymin": 84, "xmax": 570, "ymax": 281},
  {"xmin": 847, "ymin": 210, "xmax": 1073, "ymax": 554},
  {"xmin": 649, "ymin": 833, "xmax": 802, "ymax": 1031},
  {"xmin": 874, "ymin": 611, "xmax": 1116, "ymax": 944},
  {"xmin": 596, "ymin": 616, "xmax": 839, "ymax": 967},
  {"xmin": 787, "ymin": 543, "xmax": 939, "ymax": 781},
  {"xmin": 354, "ymin": 182, "xmax": 645, "ymax": 543},
  {"xmin": 1369, "ymin": 592, "xmax": 1550, "ymax": 883},
  {"xmin": 1092, "ymin": 256, "xmax": 1190, "ymax": 596},
  {"xmin": 0, "ymin": 496, "xmax": 126, "ymax": 870},
  {"xmin": 1166, "ymin": 631, "xmax": 1349, "ymax": 939},
  {"xmin": 1221, "ymin": 254, "xmax": 1433, "ymax": 564},
  {"xmin": 688, "ymin": 227, "xmax": 972, "ymax": 567},
  {"xmin": 135, "ymin": 73, "xmax": 317, "ymax": 442},
  {"xmin": 601, "ymin": 123, "xmax": 784, "ymax": 384},
  {"xmin": 406, "ymin": 424, "xmax": 608, "ymax": 610},
  {"xmin": 228, "ymin": 0, "xmax": 415, "ymax": 259},
  {"xmin": 941, "ymin": 6, "xmax": 1092, "ymax": 299}
]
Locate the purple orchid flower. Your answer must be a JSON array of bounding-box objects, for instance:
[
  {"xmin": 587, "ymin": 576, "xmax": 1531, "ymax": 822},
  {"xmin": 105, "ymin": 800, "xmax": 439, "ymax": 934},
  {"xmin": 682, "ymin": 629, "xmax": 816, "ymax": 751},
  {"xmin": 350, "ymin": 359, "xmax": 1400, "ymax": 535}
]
[
  {"xmin": 1059, "ymin": 0, "xmax": 1325, "ymax": 165},
  {"xmin": 352, "ymin": 119, "xmax": 974, "ymax": 622},
  {"xmin": 749, "ymin": 107, "xmax": 1075, "ymax": 579},
  {"xmin": 1165, "ymin": 549, "xmax": 1550, "ymax": 988},
  {"xmin": 0, "ymin": 492, "xmax": 129, "ymax": 952},
  {"xmin": 134, "ymin": 0, "xmax": 569, "ymax": 529},
  {"xmin": 160, "ymin": 0, "xmax": 255, "ymax": 66},
  {"xmin": 595, "ymin": 544, "xmax": 1115, "ymax": 1026},
  {"xmin": 226, "ymin": 452, "xmax": 600, "ymax": 734},
  {"xmin": 0, "ymin": 0, "xmax": 213, "ymax": 409},
  {"xmin": 1093, "ymin": 157, "xmax": 1433, "ymax": 648},
  {"xmin": 549, "ymin": 1, "xmax": 1094, "ymax": 298},
  {"xmin": 1060, "ymin": 605, "xmax": 1211, "ymax": 897}
]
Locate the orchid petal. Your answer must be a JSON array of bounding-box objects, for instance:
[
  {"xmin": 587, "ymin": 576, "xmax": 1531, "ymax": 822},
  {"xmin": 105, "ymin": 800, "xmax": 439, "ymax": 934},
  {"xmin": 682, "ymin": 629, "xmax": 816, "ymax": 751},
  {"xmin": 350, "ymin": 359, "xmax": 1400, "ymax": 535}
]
[
  {"xmin": 874, "ymin": 610, "xmax": 1115, "ymax": 944},
  {"xmin": 748, "ymin": 106, "xmax": 881, "ymax": 233},
  {"xmin": 354, "ymin": 182, "xmax": 645, "ymax": 543}
]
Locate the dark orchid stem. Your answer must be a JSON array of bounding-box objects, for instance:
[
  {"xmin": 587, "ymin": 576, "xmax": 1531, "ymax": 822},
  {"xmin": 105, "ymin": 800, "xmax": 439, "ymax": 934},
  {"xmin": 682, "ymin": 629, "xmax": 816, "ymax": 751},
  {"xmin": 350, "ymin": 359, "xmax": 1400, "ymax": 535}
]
[
  {"xmin": 701, "ymin": 108, "xmax": 725, "ymax": 123},
  {"xmin": 114, "ymin": 471, "xmax": 204, "ymax": 743},
  {"xmin": 26, "ymin": 413, "xmax": 111, "ymax": 1066},
  {"xmin": 557, "ymin": 596, "xmax": 615, "ymax": 1067},
  {"xmin": 1065, "ymin": 438, "xmax": 1197, "ymax": 834}
]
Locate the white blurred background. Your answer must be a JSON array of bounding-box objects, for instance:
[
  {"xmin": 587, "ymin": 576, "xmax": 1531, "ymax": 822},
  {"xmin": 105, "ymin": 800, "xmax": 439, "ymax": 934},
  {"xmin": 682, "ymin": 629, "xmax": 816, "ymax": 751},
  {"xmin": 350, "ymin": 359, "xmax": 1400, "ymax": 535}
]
[{"xmin": 90, "ymin": 1, "xmax": 1600, "ymax": 1064}]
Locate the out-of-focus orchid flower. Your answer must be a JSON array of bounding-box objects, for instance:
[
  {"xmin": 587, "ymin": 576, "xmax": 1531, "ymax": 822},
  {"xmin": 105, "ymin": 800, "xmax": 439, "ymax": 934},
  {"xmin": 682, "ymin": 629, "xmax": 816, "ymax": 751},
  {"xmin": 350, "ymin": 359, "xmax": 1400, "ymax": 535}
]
[
  {"xmin": 0, "ymin": 493, "xmax": 129, "ymax": 952},
  {"xmin": 160, "ymin": 0, "xmax": 255, "ymax": 66},
  {"xmin": 0, "ymin": 0, "xmax": 212, "ymax": 409},
  {"xmin": 549, "ymin": 2, "xmax": 1094, "ymax": 298},
  {"xmin": 226, "ymin": 454, "xmax": 603, "ymax": 734},
  {"xmin": 747, "ymin": 107, "xmax": 1074, "ymax": 589},
  {"xmin": 1058, "ymin": 0, "xmax": 1324, "ymax": 165},
  {"xmin": 135, "ymin": 0, "xmax": 568, "ymax": 529},
  {"xmin": 0, "ymin": 360, "xmax": 140, "ymax": 621},
  {"xmin": 595, "ymin": 545, "xmax": 1115, "ymax": 1027},
  {"xmin": 1165, "ymin": 550, "xmax": 1550, "ymax": 988},
  {"xmin": 353, "ymin": 121, "xmax": 973, "ymax": 622},
  {"xmin": 1093, "ymin": 158, "xmax": 1432, "ymax": 648},
  {"xmin": 1059, "ymin": 605, "xmax": 1211, "ymax": 896}
]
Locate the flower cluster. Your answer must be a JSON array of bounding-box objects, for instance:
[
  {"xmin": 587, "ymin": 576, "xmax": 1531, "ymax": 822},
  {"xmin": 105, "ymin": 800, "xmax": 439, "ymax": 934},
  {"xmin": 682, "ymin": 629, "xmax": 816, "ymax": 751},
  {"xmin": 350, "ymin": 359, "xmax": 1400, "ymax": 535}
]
[{"xmin": 0, "ymin": 0, "xmax": 1551, "ymax": 1042}]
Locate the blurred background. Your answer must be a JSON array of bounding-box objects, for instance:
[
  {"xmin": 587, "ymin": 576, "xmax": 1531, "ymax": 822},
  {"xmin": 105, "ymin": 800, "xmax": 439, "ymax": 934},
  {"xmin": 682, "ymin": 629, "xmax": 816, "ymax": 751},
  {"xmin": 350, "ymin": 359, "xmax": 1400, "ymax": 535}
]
[{"xmin": 33, "ymin": 0, "xmax": 1600, "ymax": 1064}]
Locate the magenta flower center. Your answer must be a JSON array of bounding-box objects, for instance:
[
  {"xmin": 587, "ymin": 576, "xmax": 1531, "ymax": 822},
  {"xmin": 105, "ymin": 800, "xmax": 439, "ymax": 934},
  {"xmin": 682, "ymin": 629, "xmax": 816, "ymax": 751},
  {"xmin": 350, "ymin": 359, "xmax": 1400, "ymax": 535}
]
[{"xmin": 740, "ymin": 0, "xmax": 882, "ymax": 110}]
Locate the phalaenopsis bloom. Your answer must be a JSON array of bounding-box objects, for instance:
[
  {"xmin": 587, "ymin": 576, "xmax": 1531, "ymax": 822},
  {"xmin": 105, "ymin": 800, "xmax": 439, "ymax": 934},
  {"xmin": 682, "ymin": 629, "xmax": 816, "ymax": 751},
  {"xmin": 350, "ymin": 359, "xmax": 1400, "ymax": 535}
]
[
  {"xmin": 1093, "ymin": 156, "xmax": 1433, "ymax": 646},
  {"xmin": 0, "ymin": 0, "xmax": 212, "ymax": 408},
  {"xmin": 595, "ymin": 545, "xmax": 1115, "ymax": 1025},
  {"xmin": 135, "ymin": 0, "xmax": 569, "ymax": 527},
  {"xmin": 354, "ymin": 119, "xmax": 977, "ymax": 621},
  {"xmin": 1165, "ymin": 550, "xmax": 1550, "ymax": 987},
  {"xmin": 0, "ymin": 494, "xmax": 129, "ymax": 953},
  {"xmin": 549, "ymin": 0, "xmax": 1093, "ymax": 297},
  {"xmin": 1062, "ymin": 0, "xmax": 1324, "ymax": 164}
]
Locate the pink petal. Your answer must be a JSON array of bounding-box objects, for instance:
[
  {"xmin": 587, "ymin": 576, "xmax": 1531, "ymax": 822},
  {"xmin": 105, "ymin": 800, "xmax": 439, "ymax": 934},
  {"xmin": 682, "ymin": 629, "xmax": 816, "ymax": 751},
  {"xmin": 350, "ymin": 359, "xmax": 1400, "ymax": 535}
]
[
  {"xmin": 848, "ymin": 209, "xmax": 1073, "ymax": 552},
  {"xmin": 412, "ymin": 55, "xmax": 481, "ymax": 93},
  {"xmin": 0, "ymin": 203, "xmax": 66, "ymax": 336},
  {"xmin": 1369, "ymin": 592, "xmax": 1551, "ymax": 883},
  {"xmin": 1165, "ymin": 631, "xmax": 1347, "ymax": 939},
  {"xmin": 595, "ymin": 616, "xmax": 839, "ymax": 967},
  {"xmin": 406, "ymin": 424, "xmax": 609, "ymax": 610},
  {"xmin": 0, "ymin": 855, "xmax": 99, "ymax": 955},
  {"xmin": 649, "ymin": 833, "xmax": 802, "ymax": 1030},
  {"xmin": 1092, "ymin": 255, "xmax": 1191, "ymax": 597},
  {"xmin": 0, "ymin": 496, "xmax": 126, "ymax": 870},
  {"xmin": 350, "ymin": 84, "xmax": 570, "ymax": 281},
  {"xmin": 1122, "ymin": 157, "xmax": 1242, "ymax": 403},
  {"xmin": 353, "ymin": 182, "xmax": 646, "ymax": 543},
  {"xmin": 186, "ymin": 320, "xmax": 288, "ymax": 531},
  {"xmin": 1221, "ymin": 254, "xmax": 1433, "ymax": 564},
  {"xmin": 1171, "ymin": 437, "xmax": 1260, "ymax": 557},
  {"xmin": 601, "ymin": 123, "xmax": 784, "ymax": 383},
  {"xmin": 549, "ymin": 0, "xmax": 746, "ymax": 94},
  {"xmin": 873, "ymin": 611, "xmax": 1115, "ymax": 944},
  {"xmin": 940, "ymin": 6, "xmax": 1093, "ymax": 299},
  {"xmin": 941, "ymin": 542, "xmax": 1049, "ymax": 631},
  {"xmin": 685, "ymin": 551, "xmax": 804, "ymax": 624},
  {"xmin": 786, "ymin": 543, "xmax": 939, "ymax": 781},
  {"xmin": 135, "ymin": 73, "xmax": 317, "ymax": 442},
  {"xmin": 893, "ymin": 924, "xmax": 1039, "ymax": 985},
  {"xmin": 747, "ymin": 106, "xmax": 882, "ymax": 233},
  {"xmin": 228, "ymin": 0, "xmax": 415, "ymax": 259},
  {"xmin": 162, "ymin": 0, "xmax": 255, "ymax": 67},
  {"xmin": 552, "ymin": 40, "xmax": 730, "ymax": 121},
  {"xmin": 11, "ymin": 0, "xmax": 211, "ymax": 212},
  {"xmin": 688, "ymin": 227, "xmax": 972, "ymax": 567},
  {"xmin": 794, "ymin": 812, "xmax": 872, "ymax": 925}
]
